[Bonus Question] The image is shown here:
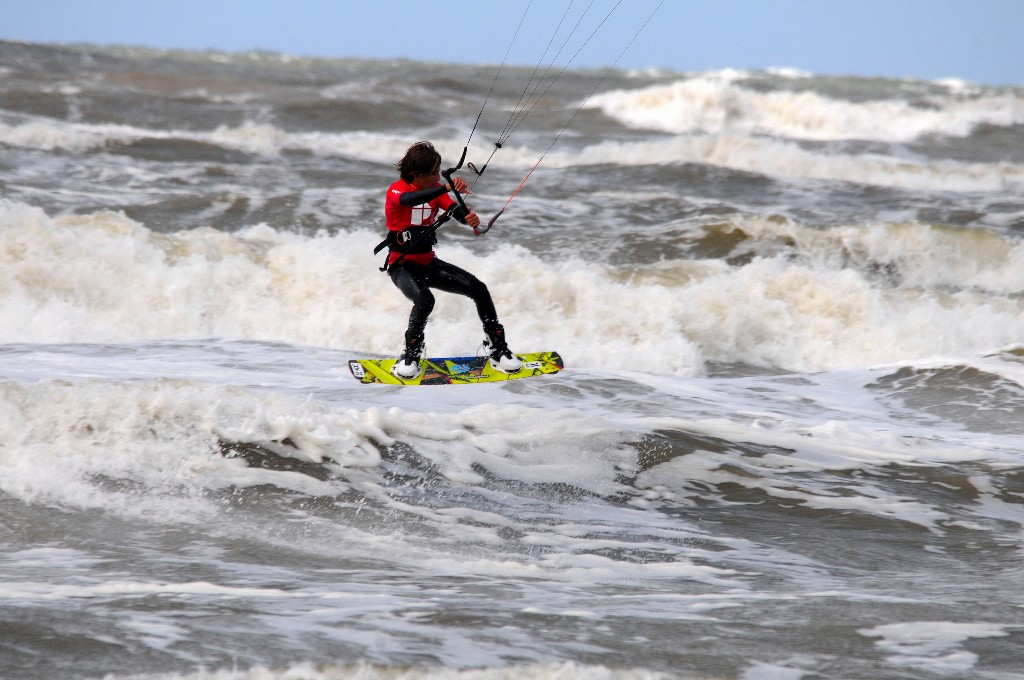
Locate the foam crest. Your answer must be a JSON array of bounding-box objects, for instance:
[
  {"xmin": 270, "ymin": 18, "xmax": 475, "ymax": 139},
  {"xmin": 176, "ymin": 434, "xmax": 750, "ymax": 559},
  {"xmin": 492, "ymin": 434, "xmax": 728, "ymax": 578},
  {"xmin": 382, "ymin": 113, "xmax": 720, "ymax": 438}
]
[
  {"xmin": 6, "ymin": 115, "xmax": 1020, "ymax": 194},
  {"xmin": 0, "ymin": 117, "xmax": 285, "ymax": 154},
  {"xmin": 589, "ymin": 76, "xmax": 1024, "ymax": 142},
  {"xmin": 632, "ymin": 404, "xmax": 1023, "ymax": 531},
  {"xmin": 0, "ymin": 379, "xmax": 385, "ymax": 511},
  {"xmin": 542, "ymin": 134, "xmax": 1024, "ymax": 192},
  {"xmin": 0, "ymin": 116, "xmax": 462, "ymax": 165},
  {"xmin": 735, "ymin": 216, "xmax": 1024, "ymax": 293},
  {"xmin": 99, "ymin": 661, "xmax": 678, "ymax": 680},
  {"xmin": 0, "ymin": 202, "xmax": 392, "ymax": 347},
  {"xmin": 0, "ymin": 375, "xmax": 638, "ymax": 513},
  {"xmin": 0, "ymin": 119, "xmax": 139, "ymax": 153},
  {"xmin": 859, "ymin": 622, "xmax": 1011, "ymax": 674},
  {"xmin": 0, "ymin": 202, "xmax": 704, "ymax": 371},
  {"xmin": 676, "ymin": 256, "xmax": 1024, "ymax": 371},
  {"xmin": 377, "ymin": 403, "xmax": 635, "ymax": 494},
  {"xmin": 465, "ymin": 245, "xmax": 1024, "ymax": 372},
  {"xmin": 4, "ymin": 202, "xmax": 1024, "ymax": 373}
]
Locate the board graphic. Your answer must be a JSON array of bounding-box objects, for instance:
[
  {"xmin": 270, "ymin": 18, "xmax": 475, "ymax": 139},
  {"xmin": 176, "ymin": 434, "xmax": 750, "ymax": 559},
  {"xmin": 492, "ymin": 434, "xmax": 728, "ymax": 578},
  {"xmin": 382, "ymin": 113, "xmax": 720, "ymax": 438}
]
[{"xmin": 349, "ymin": 351, "xmax": 564, "ymax": 386}]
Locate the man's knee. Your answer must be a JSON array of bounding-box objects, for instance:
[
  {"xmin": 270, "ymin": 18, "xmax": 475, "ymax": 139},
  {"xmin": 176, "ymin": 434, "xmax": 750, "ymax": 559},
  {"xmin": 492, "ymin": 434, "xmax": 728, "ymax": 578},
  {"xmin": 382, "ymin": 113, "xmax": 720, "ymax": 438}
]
[
  {"xmin": 468, "ymin": 277, "xmax": 489, "ymax": 300},
  {"xmin": 414, "ymin": 289, "xmax": 436, "ymax": 314}
]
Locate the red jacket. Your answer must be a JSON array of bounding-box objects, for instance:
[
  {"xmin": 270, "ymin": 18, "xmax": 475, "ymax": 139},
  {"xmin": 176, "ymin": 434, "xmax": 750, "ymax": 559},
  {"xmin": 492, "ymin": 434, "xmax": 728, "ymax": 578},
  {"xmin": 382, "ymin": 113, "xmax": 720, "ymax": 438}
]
[{"xmin": 384, "ymin": 179, "xmax": 456, "ymax": 266}]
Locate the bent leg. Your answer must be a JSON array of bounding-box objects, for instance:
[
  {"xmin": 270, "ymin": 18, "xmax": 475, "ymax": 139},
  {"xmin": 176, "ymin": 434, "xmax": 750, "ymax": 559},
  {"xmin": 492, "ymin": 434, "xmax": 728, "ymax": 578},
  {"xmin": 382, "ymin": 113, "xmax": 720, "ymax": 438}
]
[
  {"xmin": 390, "ymin": 264, "xmax": 435, "ymax": 339},
  {"xmin": 425, "ymin": 259, "xmax": 499, "ymax": 328},
  {"xmin": 425, "ymin": 260, "xmax": 520, "ymax": 370}
]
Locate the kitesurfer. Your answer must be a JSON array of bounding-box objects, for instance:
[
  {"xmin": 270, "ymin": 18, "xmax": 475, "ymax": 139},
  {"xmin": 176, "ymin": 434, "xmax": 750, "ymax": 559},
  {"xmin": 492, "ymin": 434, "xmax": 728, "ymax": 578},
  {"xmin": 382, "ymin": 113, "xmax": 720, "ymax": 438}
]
[{"xmin": 382, "ymin": 141, "xmax": 522, "ymax": 379}]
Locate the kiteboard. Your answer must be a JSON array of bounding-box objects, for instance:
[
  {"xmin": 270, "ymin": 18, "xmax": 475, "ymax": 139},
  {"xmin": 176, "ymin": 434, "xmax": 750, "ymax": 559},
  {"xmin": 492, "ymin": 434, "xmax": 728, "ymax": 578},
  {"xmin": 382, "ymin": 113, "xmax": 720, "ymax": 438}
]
[{"xmin": 348, "ymin": 351, "xmax": 563, "ymax": 386}]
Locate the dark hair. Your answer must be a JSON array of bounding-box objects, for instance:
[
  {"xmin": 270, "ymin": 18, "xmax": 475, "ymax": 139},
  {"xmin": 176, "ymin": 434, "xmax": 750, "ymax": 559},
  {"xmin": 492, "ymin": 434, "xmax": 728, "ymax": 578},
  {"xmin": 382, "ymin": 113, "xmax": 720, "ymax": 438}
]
[{"xmin": 395, "ymin": 141, "xmax": 441, "ymax": 182}]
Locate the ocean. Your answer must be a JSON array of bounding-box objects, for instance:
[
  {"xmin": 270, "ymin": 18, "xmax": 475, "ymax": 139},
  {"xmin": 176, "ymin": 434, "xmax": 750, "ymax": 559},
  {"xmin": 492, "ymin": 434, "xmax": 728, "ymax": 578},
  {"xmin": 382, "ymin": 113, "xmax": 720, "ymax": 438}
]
[{"xmin": 1, "ymin": 38, "xmax": 1024, "ymax": 680}]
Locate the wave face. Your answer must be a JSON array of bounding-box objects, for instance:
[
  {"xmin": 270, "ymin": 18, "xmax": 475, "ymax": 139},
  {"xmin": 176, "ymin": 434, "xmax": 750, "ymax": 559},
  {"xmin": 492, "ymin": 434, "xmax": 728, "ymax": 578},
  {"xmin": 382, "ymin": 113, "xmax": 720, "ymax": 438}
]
[{"xmin": 2, "ymin": 40, "xmax": 1024, "ymax": 680}]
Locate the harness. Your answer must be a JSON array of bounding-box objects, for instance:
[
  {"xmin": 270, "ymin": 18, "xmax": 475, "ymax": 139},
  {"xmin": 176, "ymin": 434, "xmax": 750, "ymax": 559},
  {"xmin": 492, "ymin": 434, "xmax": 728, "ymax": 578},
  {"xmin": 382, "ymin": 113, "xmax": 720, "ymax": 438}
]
[
  {"xmin": 376, "ymin": 149, "xmax": 471, "ymax": 273},
  {"xmin": 375, "ymin": 208, "xmax": 456, "ymax": 273},
  {"xmin": 374, "ymin": 224, "xmax": 437, "ymax": 256}
]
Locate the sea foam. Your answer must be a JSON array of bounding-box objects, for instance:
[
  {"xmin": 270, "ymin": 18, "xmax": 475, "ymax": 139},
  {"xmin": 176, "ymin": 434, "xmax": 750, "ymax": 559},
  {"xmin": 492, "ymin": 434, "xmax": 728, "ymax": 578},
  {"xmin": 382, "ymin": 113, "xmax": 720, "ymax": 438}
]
[
  {"xmin": 2, "ymin": 202, "xmax": 1023, "ymax": 373},
  {"xmin": 588, "ymin": 75, "xmax": 1024, "ymax": 142}
]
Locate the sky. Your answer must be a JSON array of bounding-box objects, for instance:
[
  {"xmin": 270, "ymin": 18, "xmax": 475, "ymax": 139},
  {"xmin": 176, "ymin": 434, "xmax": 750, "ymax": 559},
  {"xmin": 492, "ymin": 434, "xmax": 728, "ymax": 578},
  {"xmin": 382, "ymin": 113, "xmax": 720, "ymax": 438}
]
[{"xmin": 3, "ymin": 0, "xmax": 1022, "ymax": 86}]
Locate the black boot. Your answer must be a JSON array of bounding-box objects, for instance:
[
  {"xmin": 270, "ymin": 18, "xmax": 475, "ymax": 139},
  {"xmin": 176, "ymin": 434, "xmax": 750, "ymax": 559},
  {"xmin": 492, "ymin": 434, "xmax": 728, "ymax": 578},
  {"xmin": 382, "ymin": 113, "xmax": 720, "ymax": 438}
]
[
  {"xmin": 393, "ymin": 331, "xmax": 424, "ymax": 379},
  {"xmin": 483, "ymin": 323, "xmax": 522, "ymax": 373}
]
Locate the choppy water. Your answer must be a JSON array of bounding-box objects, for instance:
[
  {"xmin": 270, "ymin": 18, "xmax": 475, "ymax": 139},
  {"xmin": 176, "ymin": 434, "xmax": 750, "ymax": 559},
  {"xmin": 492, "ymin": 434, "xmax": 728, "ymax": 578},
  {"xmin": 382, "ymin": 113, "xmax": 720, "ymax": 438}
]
[{"xmin": 2, "ymin": 37, "xmax": 1024, "ymax": 680}]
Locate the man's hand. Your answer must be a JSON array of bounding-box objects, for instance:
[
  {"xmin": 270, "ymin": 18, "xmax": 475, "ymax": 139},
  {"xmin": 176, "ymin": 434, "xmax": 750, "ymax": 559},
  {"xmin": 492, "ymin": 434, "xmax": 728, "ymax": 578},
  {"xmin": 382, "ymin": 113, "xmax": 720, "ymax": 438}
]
[
  {"xmin": 447, "ymin": 176, "xmax": 471, "ymax": 194},
  {"xmin": 464, "ymin": 211, "xmax": 480, "ymax": 228}
]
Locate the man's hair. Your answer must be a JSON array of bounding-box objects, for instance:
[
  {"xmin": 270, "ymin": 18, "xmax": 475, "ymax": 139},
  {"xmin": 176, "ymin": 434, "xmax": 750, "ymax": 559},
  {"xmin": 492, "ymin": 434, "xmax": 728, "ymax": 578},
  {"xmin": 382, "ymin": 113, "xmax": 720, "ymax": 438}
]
[{"xmin": 396, "ymin": 141, "xmax": 442, "ymax": 182}]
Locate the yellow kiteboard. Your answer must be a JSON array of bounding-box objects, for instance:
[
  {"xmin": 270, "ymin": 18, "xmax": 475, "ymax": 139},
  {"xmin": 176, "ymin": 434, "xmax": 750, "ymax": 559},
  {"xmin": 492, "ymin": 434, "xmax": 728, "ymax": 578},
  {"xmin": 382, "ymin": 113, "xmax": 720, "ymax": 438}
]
[{"xmin": 348, "ymin": 351, "xmax": 564, "ymax": 386}]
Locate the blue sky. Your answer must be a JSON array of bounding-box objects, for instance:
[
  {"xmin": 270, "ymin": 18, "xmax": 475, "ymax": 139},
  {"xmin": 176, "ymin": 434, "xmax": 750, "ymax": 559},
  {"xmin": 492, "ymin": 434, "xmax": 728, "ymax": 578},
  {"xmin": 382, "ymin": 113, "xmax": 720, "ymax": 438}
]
[{"xmin": 4, "ymin": 0, "xmax": 1022, "ymax": 86}]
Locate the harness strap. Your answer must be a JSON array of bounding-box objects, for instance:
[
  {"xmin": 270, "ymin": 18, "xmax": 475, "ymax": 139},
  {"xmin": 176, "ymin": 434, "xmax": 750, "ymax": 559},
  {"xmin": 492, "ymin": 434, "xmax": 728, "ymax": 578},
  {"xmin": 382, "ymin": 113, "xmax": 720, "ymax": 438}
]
[
  {"xmin": 374, "ymin": 224, "xmax": 437, "ymax": 255},
  {"xmin": 376, "ymin": 208, "xmax": 456, "ymax": 272}
]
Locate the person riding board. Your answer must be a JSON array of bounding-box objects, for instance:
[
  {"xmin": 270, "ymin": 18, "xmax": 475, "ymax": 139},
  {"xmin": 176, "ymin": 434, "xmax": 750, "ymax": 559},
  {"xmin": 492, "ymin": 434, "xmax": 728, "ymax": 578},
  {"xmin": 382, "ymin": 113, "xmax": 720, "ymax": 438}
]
[{"xmin": 382, "ymin": 141, "xmax": 522, "ymax": 379}]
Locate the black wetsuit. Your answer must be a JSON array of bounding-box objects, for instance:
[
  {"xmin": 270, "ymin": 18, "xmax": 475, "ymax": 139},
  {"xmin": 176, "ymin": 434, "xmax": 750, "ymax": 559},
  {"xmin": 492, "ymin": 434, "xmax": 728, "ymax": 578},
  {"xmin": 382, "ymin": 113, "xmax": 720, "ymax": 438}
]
[
  {"xmin": 390, "ymin": 259, "xmax": 499, "ymax": 339},
  {"xmin": 384, "ymin": 182, "xmax": 500, "ymax": 341}
]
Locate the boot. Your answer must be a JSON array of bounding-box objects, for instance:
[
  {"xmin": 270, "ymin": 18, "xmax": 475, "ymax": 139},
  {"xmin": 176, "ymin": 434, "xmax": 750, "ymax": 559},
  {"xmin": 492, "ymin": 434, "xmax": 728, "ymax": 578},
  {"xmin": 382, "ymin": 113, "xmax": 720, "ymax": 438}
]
[
  {"xmin": 393, "ymin": 331, "xmax": 424, "ymax": 379},
  {"xmin": 482, "ymin": 323, "xmax": 522, "ymax": 373}
]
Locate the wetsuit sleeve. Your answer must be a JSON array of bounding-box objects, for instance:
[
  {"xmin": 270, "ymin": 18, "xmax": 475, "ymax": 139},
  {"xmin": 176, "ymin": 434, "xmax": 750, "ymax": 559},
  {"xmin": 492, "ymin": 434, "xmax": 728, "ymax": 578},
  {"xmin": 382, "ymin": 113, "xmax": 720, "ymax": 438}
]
[{"xmin": 399, "ymin": 185, "xmax": 447, "ymax": 207}]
